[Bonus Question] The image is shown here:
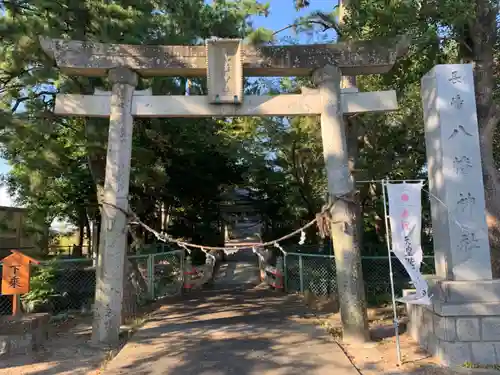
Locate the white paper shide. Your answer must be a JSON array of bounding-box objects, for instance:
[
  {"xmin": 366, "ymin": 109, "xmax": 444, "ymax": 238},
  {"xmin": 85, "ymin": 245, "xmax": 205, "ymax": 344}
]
[{"xmin": 386, "ymin": 182, "xmax": 431, "ymax": 305}]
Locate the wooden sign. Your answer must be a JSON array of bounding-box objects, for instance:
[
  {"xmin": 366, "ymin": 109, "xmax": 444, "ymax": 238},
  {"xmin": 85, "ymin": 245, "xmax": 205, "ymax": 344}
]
[{"xmin": 1, "ymin": 250, "xmax": 40, "ymax": 295}]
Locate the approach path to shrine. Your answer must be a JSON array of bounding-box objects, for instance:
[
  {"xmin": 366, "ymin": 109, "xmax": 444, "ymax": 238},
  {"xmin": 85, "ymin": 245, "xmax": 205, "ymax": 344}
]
[
  {"xmin": 102, "ymin": 286, "xmax": 359, "ymax": 375},
  {"xmin": 104, "ymin": 246, "xmax": 357, "ymax": 375}
]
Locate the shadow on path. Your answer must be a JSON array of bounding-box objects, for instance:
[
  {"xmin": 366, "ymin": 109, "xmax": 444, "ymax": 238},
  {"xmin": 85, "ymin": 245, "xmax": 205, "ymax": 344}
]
[{"xmin": 103, "ymin": 288, "xmax": 359, "ymax": 375}]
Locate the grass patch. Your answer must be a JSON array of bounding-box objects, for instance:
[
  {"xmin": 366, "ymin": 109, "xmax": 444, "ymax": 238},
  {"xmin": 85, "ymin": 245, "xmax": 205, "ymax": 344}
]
[{"xmin": 463, "ymin": 362, "xmax": 500, "ymax": 371}]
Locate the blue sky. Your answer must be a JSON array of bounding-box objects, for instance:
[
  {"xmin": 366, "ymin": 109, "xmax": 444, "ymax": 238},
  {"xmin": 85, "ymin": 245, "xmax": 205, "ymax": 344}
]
[
  {"xmin": 251, "ymin": 0, "xmax": 335, "ymax": 42},
  {"xmin": 0, "ymin": 0, "xmax": 335, "ymax": 206}
]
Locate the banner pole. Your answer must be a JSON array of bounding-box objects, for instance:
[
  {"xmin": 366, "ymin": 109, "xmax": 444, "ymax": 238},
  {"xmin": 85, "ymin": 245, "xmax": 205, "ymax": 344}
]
[{"xmin": 382, "ymin": 179, "xmax": 402, "ymax": 365}]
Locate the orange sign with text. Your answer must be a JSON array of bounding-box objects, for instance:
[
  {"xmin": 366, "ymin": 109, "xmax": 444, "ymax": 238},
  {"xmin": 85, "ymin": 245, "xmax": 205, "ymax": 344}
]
[{"xmin": 1, "ymin": 250, "xmax": 40, "ymax": 295}]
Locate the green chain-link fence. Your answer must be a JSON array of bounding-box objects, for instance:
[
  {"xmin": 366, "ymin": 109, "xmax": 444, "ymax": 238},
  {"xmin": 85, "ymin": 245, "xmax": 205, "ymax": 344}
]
[
  {"xmin": 280, "ymin": 253, "xmax": 435, "ymax": 303},
  {"xmin": 1, "ymin": 249, "xmax": 435, "ymax": 314},
  {"xmin": 0, "ymin": 251, "xmax": 184, "ymax": 315},
  {"xmin": 0, "ymin": 263, "xmax": 10, "ymax": 314},
  {"xmin": 362, "ymin": 255, "xmax": 435, "ymax": 299},
  {"xmin": 282, "ymin": 253, "xmax": 336, "ymax": 297},
  {"xmin": 151, "ymin": 251, "xmax": 184, "ymax": 299}
]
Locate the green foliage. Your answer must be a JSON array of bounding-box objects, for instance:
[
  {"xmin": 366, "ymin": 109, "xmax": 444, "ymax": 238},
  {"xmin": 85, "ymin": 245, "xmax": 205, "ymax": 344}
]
[
  {"xmin": 0, "ymin": 0, "xmax": 270, "ymax": 248},
  {"xmin": 22, "ymin": 261, "xmax": 57, "ymax": 311},
  {"xmin": 246, "ymin": 27, "xmax": 275, "ymax": 44},
  {"xmin": 2, "ymin": 0, "xmax": 497, "ymax": 258}
]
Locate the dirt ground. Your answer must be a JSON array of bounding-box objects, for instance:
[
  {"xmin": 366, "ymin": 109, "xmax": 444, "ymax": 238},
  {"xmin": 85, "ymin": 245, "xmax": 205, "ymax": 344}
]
[
  {"xmin": 301, "ymin": 293, "xmax": 500, "ymax": 375},
  {"xmin": 0, "ymin": 311, "xmax": 146, "ymax": 375},
  {"xmin": 0, "ymin": 315, "xmax": 107, "ymax": 375},
  {"xmin": 2, "ymin": 292, "xmax": 499, "ymax": 375}
]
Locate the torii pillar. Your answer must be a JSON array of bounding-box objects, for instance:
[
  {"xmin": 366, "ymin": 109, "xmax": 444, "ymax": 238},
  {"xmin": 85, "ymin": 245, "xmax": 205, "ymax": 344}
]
[
  {"xmin": 314, "ymin": 65, "xmax": 370, "ymax": 343},
  {"xmin": 94, "ymin": 67, "xmax": 138, "ymax": 344},
  {"xmin": 40, "ymin": 36, "xmax": 408, "ymax": 345}
]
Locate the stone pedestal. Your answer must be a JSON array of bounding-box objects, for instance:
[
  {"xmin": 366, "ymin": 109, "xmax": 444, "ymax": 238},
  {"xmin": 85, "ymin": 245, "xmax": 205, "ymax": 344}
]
[
  {"xmin": 0, "ymin": 313, "xmax": 50, "ymax": 357},
  {"xmin": 406, "ymin": 279, "xmax": 500, "ymax": 366}
]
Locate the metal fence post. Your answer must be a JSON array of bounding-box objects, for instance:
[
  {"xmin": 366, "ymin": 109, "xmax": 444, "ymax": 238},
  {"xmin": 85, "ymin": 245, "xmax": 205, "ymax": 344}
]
[
  {"xmin": 180, "ymin": 250, "xmax": 185, "ymax": 294},
  {"xmin": 148, "ymin": 254, "xmax": 155, "ymax": 300},
  {"xmin": 299, "ymin": 255, "xmax": 304, "ymax": 293},
  {"xmin": 283, "ymin": 253, "xmax": 288, "ymax": 292}
]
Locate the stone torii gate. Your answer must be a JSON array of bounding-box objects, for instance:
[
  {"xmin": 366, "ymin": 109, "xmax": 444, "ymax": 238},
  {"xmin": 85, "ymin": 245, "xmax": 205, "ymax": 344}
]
[{"xmin": 41, "ymin": 37, "xmax": 407, "ymax": 345}]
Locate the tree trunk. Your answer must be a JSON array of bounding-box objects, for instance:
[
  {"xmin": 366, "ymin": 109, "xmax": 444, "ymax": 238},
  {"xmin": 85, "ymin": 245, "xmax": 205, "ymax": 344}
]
[
  {"xmin": 346, "ymin": 116, "xmax": 365, "ymax": 249},
  {"xmin": 73, "ymin": 210, "xmax": 85, "ymax": 257},
  {"xmin": 341, "ymin": 0, "xmax": 366, "ymax": 267},
  {"xmin": 471, "ymin": 0, "xmax": 500, "ymax": 276},
  {"xmin": 90, "ymin": 218, "xmax": 100, "ymax": 260},
  {"xmin": 338, "ymin": 13, "xmax": 370, "ymax": 338},
  {"xmin": 84, "ymin": 213, "xmax": 91, "ymax": 255}
]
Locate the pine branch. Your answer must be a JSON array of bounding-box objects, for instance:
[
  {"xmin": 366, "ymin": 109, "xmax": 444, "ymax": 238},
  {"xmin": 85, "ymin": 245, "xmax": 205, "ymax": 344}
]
[
  {"xmin": 271, "ymin": 11, "xmax": 342, "ymax": 40},
  {"xmin": 11, "ymin": 91, "xmax": 55, "ymax": 113}
]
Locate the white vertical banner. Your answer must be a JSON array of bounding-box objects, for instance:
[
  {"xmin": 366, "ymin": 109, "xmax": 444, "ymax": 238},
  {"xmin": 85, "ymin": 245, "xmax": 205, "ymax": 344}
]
[{"xmin": 386, "ymin": 182, "xmax": 431, "ymax": 305}]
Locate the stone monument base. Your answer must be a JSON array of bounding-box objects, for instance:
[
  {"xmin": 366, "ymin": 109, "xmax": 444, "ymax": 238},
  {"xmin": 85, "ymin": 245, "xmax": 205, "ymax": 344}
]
[
  {"xmin": 405, "ymin": 278, "xmax": 500, "ymax": 366},
  {"xmin": 0, "ymin": 313, "xmax": 50, "ymax": 357}
]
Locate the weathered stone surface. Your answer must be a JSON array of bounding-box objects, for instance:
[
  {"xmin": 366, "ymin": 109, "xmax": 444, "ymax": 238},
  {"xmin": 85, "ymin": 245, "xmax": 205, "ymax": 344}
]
[
  {"xmin": 440, "ymin": 342, "xmax": 472, "ymax": 366},
  {"xmin": 482, "ymin": 317, "xmax": 500, "ymax": 341},
  {"xmin": 54, "ymin": 90, "xmax": 398, "ymax": 118},
  {"xmin": 435, "ymin": 280, "xmax": 500, "ymax": 304},
  {"xmin": 39, "ymin": 36, "xmax": 409, "ymax": 77},
  {"xmin": 92, "ymin": 67, "xmax": 138, "ymax": 345},
  {"xmin": 407, "ymin": 302, "xmax": 500, "ymax": 366},
  {"xmin": 0, "ymin": 336, "xmax": 7, "ymax": 356},
  {"xmin": 437, "ymin": 302, "xmax": 500, "ymax": 316},
  {"xmin": 419, "ymin": 308, "xmax": 435, "ymax": 350},
  {"xmin": 94, "ymin": 88, "xmax": 151, "ymax": 96},
  {"xmin": 494, "ymin": 343, "xmax": 500, "ymax": 363},
  {"xmin": 9, "ymin": 333, "xmax": 32, "ymax": 352},
  {"xmin": 427, "ymin": 334, "xmax": 438, "ymax": 356},
  {"xmin": 0, "ymin": 313, "xmax": 50, "ymax": 335},
  {"xmin": 405, "ymin": 297, "xmax": 420, "ymax": 341},
  {"xmin": 206, "ymin": 39, "xmax": 243, "ymax": 104},
  {"xmin": 471, "ymin": 342, "xmax": 498, "ymax": 365},
  {"xmin": 315, "ymin": 64, "xmax": 369, "ymax": 344},
  {"xmin": 456, "ymin": 318, "xmax": 480, "ymax": 341},
  {"xmin": 434, "ymin": 314, "xmax": 457, "ymax": 341},
  {"xmin": 0, "ymin": 313, "xmax": 50, "ymax": 357},
  {"xmin": 421, "ymin": 64, "xmax": 492, "ymax": 281},
  {"xmin": 108, "ymin": 66, "xmax": 138, "ymax": 86}
]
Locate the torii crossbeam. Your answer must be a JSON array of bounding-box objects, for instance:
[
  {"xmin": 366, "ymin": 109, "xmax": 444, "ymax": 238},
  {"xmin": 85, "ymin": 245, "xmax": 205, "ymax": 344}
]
[{"xmin": 54, "ymin": 88, "xmax": 398, "ymax": 117}]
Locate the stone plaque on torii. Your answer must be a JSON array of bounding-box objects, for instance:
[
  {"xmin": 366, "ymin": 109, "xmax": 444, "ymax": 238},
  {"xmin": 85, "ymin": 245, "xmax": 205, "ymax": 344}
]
[{"xmin": 41, "ymin": 36, "xmax": 407, "ymax": 345}]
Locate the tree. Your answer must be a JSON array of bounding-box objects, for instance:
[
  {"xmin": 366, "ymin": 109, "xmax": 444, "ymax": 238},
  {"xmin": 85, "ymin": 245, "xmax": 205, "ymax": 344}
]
[
  {"xmin": 0, "ymin": 0, "xmax": 271, "ymax": 330},
  {"xmin": 335, "ymin": 0, "xmax": 500, "ymax": 272},
  {"xmin": 0, "ymin": 0, "xmax": 271, "ymax": 240}
]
